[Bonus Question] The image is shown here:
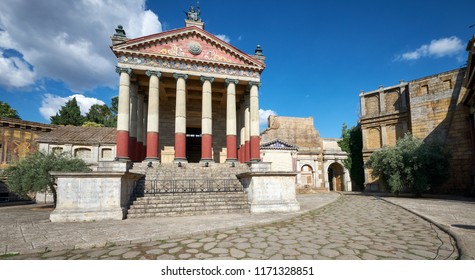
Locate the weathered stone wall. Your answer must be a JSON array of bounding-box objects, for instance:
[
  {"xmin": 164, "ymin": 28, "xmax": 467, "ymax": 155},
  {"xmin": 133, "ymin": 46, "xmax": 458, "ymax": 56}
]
[
  {"xmin": 409, "ymin": 68, "xmax": 472, "ymax": 192},
  {"xmin": 360, "ymin": 68, "xmax": 473, "ymax": 193},
  {"xmin": 0, "ymin": 118, "xmax": 53, "ymax": 169}
]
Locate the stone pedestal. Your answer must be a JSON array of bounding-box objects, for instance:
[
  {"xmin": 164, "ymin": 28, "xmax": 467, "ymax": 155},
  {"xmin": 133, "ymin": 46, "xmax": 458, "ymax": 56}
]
[
  {"xmin": 237, "ymin": 167, "xmax": 300, "ymax": 213},
  {"xmin": 49, "ymin": 172, "xmax": 142, "ymax": 222}
]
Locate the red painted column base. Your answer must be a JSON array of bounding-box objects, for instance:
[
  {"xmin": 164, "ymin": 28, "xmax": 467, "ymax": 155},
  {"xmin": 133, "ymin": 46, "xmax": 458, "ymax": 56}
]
[
  {"xmin": 116, "ymin": 130, "xmax": 130, "ymax": 160},
  {"xmin": 226, "ymin": 135, "xmax": 237, "ymax": 161},
  {"xmin": 146, "ymin": 132, "xmax": 159, "ymax": 160},
  {"xmin": 250, "ymin": 136, "xmax": 260, "ymax": 161},
  {"xmin": 136, "ymin": 141, "xmax": 143, "ymax": 161},
  {"xmin": 174, "ymin": 133, "xmax": 187, "ymax": 161},
  {"xmin": 244, "ymin": 141, "xmax": 250, "ymax": 162},
  {"xmin": 237, "ymin": 147, "xmax": 241, "ymax": 163},
  {"xmin": 201, "ymin": 134, "xmax": 213, "ymax": 161},
  {"xmin": 129, "ymin": 137, "xmax": 137, "ymax": 161}
]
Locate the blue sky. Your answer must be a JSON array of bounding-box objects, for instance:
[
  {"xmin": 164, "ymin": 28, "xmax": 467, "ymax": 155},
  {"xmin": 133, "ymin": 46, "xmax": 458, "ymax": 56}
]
[{"xmin": 0, "ymin": 0, "xmax": 474, "ymax": 138}]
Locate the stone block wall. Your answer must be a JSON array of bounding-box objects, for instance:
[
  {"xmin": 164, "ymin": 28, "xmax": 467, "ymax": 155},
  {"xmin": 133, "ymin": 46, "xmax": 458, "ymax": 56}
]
[{"xmin": 409, "ymin": 69, "xmax": 472, "ymax": 192}]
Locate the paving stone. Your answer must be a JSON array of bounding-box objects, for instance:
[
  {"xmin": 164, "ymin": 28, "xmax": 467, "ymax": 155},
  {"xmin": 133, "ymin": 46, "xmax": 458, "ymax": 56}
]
[
  {"xmin": 178, "ymin": 253, "xmax": 192, "ymax": 259},
  {"xmin": 195, "ymin": 253, "xmax": 213, "ymax": 259},
  {"xmin": 145, "ymin": 249, "xmax": 165, "ymax": 255},
  {"xmin": 209, "ymin": 248, "xmax": 228, "ymax": 254},
  {"xmin": 203, "ymin": 242, "xmax": 217, "ymax": 251},
  {"xmin": 230, "ymin": 248, "xmax": 246, "ymax": 259},
  {"xmin": 319, "ymin": 248, "xmax": 340, "ymax": 258},
  {"xmin": 186, "ymin": 249, "xmax": 199, "ymax": 254},
  {"xmin": 409, "ymin": 249, "xmax": 436, "ymax": 259},
  {"xmin": 108, "ymin": 248, "xmax": 130, "ymax": 256},
  {"xmin": 159, "ymin": 242, "xmax": 179, "ymax": 249},
  {"xmin": 86, "ymin": 249, "xmax": 110, "ymax": 258},
  {"xmin": 156, "ymin": 254, "xmax": 176, "ymax": 260},
  {"xmin": 235, "ymin": 242, "xmax": 251, "ymax": 250},
  {"xmin": 168, "ymin": 247, "xmax": 183, "ymax": 254},
  {"xmin": 187, "ymin": 242, "xmax": 203, "ymax": 249},
  {"xmin": 123, "ymin": 251, "xmax": 141, "ymax": 259}
]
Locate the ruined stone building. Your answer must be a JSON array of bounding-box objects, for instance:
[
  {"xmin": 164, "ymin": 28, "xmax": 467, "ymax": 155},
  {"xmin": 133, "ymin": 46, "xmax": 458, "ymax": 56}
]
[
  {"xmin": 0, "ymin": 118, "xmax": 55, "ymax": 201},
  {"xmin": 260, "ymin": 116, "xmax": 352, "ymax": 192},
  {"xmin": 360, "ymin": 64, "xmax": 474, "ymax": 193}
]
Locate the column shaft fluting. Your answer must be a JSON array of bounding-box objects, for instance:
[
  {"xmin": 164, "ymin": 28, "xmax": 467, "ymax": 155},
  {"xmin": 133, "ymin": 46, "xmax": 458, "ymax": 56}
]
[
  {"xmin": 129, "ymin": 83, "xmax": 138, "ymax": 161},
  {"xmin": 249, "ymin": 82, "xmax": 260, "ymax": 162},
  {"xmin": 115, "ymin": 67, "xmax": 132, "ymax": 160},
  {"xmin": 225, "ymin": 78, "xmax": 238, "ymax": 162},
  {"xmin": 146, "ymin": 71, "xmax": 161, "ymax": 161},
  {"xmin": 174, "ymin": 73, "xmax": 188, "ymax": 163},
  {"xmin": 201, "ymin": 76, "xmax": 214, "ymax": 162},
  {"xmin": 136, "ymin": 92, "xmax": 144, "ymax": 161}
]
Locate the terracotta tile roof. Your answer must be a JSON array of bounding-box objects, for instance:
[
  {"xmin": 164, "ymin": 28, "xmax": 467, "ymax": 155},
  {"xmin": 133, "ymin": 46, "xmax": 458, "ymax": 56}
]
[{"xmin": 36, "ymin": 126, "xmax": 116, "ymax": 145}]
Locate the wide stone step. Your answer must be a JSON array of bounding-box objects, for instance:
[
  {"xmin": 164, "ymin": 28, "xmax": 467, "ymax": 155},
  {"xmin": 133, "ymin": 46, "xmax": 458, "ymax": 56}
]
[
  {"xmin": 136, "ymin": 193, "xmax": 247, "ymax": 202},
  {"xmin": 129, "ymin": 200, "xmax": 249, "ymax": 209},
  {"xmin": 132, "ymin": 197, "xmax": 248, "ymax": 205},
  {"xmin": 128, "ymin": 203, "xmax": 248, "ymax": 212},
  {"xmin": 127, "ymin": 208, "xmax": 250, "ymax": 218}
]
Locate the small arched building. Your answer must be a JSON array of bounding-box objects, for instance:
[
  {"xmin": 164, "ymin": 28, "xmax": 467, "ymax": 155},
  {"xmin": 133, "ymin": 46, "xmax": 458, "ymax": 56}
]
[{"xmin": 260, "ymin": 116, "xmax": 352, "ymax": 192}]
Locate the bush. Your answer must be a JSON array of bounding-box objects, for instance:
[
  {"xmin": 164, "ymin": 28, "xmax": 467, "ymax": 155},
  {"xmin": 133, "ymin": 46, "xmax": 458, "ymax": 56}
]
[
  {"xmin": 5, "ymin": 152, "xmax": 90, "ymax": 206},
  {"xmin": 366, "ymin": 133, "xmax": 450, "ymax": 196}
]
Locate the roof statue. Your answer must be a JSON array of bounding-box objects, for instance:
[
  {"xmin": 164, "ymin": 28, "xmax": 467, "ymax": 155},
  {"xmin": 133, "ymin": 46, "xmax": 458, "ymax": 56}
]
[{"xmin": 185, "ymin": 4, "xmax": 201, "ymax": 22}]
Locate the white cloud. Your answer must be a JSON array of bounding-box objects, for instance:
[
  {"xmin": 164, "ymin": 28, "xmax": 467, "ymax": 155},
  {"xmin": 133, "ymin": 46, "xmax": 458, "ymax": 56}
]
[
  {"xmin": 398, "ymin": 36, "xmax": 464, "ymax": 61},
  {"xmin": 0, "ymin": 50, "xmax": 36, "ymax": 88},
  {"xmin": 215, "ymin": 34, "xmax": 231, "ymax": 43},
  {"xmin": 259, "ymin": 109, "xmax": 277, "ymax": 129},
  {"xmin": 0, "ymin": 0, "xmax": 161, "ymax": 90},
  {"xmin": 39, "ymin": 93, "xmax": 105, "ymax": 120}
]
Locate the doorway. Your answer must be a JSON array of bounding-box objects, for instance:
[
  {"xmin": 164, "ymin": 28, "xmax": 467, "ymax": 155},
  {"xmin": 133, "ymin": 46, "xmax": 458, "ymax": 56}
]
[{"xmin": 186, "ymin": 128, "xmax": 201, "ymax": 163}]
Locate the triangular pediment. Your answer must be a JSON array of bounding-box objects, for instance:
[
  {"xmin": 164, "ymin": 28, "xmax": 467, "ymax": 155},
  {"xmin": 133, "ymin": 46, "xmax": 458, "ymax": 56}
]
[
  {"xmin": 112, "ymin": 26, "xmax": 264, "ymax": 70},
  {"xmin": 261, "ymin": 139, "xmax": 299, "ymax": 150}
]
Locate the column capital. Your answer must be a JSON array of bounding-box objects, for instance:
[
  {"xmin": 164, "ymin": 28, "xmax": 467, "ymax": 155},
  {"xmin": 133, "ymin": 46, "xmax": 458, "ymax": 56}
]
[
  {"xmin": 225, "ymin": 78, "xmax": 239, "ymax": 86},
  {"xmin": 146, "ymin": 70, "xmax": 162, "ymax": 78},
  {"xmin": 173, "ymin": 73, "xmax": 188, "ymax": 80},
  {"xmin": 200, "ymin": 76, "xmax": 214, "ymax": 84},
  {"xmin": 115, "ymin": 66, "xmax": 132, "ymax": 75},
  {"xmin": 248, "ymin": 81, "xmax": 261, "ymax": 89}
]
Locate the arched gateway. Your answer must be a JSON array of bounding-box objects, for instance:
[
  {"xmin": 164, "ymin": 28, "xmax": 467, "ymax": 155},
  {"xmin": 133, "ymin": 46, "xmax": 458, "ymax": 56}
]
[{"xmin": 110, "ymin": 9, "xmax": 265, "ymax": 164}]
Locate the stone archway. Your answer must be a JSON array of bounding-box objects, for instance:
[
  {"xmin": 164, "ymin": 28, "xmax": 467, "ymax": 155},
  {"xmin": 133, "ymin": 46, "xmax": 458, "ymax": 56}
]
[
  {"xmin": 300, "ymin": 164, "xmax": 314, "ymax": 188},
  {"xmin": 328, "ymin": 162, "xmax": 345, "ymax": 191}
]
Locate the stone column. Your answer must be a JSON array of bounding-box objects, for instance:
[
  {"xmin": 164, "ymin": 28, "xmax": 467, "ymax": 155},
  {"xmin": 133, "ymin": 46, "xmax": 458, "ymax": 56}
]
[
  {"xmin": 359, "ymin": 90, "xmax": 366, "ymax": 117},
  {"xmin": 225, "ymin": 78, "xmax": 239, "ymax": 162},
  {"xmin": 174, "ymin": 73, "xmax": 188, "ymax": 163},
  {"xmin": 200, "ymin": 76, "xmax": 214, "ymax": 163},
  {"xmin": 249, "ymin": 82, "xmax": 261, "ymax": 162},
  {"xmin": 142, "ymin": 98, "xmax": 148, "ymax": 160},
  {"xmin": 136, "ymin": 92, "xmax": 144, "ymax": 161},
  {"xmin": 378, "ymin": 86, "xmax": 385, "ymax": 114},
  {"xmin": 145, "ymin": 70, "xmax": 161, "ymax": 161},
  {"xmin": 244, "ymin": 95, "xmax": 250, "ymax": 162},
  {"xmin": 115, "ymin": 67, "xmax": 132, "ymax": 160},
  {"xmin": 129, "ymin": 83, "xmax": 138, "ymax": 161},
  {"xmin": 381, "ymin": 125, "xmax": 387, "ymax": 147}
]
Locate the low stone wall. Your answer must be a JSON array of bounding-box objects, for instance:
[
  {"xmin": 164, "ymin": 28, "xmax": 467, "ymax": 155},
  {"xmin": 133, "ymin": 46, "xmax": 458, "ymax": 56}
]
[
  {"xmin": 237, "ymin": 171, "xmax": 300, "ymax": 213},
  {"xmin": 49, "ymin": 172, "xmax": 143, "ymax": 222}
]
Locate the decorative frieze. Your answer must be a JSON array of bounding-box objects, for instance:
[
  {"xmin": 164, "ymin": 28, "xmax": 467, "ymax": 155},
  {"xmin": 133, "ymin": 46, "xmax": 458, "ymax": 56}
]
[{"xmin": 118, "ymin": 55, "xmax": 260, "ymax": 78}]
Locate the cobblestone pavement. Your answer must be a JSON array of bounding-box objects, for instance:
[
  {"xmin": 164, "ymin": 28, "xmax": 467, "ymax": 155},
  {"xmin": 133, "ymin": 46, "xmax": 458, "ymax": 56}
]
[{"xmin": 1, "ymin": 194, "xmax": 457, "ymax": 260}]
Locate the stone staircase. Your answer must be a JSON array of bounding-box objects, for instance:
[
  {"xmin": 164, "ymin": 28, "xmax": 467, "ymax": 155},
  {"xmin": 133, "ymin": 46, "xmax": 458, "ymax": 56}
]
[{"xmin": 126, "ymin": 162, "xmax": 250, "ymax": 218}]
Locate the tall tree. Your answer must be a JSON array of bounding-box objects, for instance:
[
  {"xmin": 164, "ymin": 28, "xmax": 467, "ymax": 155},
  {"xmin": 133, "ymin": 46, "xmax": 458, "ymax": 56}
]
[
  {"xmin": 338, "ymin": 123, "xmax": 365, "ymax": 190},
  {"xmin": 50, "ymin": 97, "xmax": 85, "ymax": 126},
  {"xmin": 5, "ymin": 152, "xmax": 90, "ymax": 207},
  {"xmin": 0, "ymin": 101, "xmax": 21, "ymax": 119},
  {"xmin": 85, "ymin": 104, "xmax": 115, "ymax": 127}
]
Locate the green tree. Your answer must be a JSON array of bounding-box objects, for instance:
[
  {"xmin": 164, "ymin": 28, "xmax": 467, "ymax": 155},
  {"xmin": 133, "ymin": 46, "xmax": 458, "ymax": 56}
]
[
  {"xmin": 0, "ymin": 101, "xmax": 20, "ymax": 119},
  {"xmin": 85, "ymin": 104, "xmax": 115, "ymax": 127},
  {"xmin": 50, "ymin": 97, "xmax": 85, "ymax": 126},
  {"xmin": 110, "ymin": 96, "xmax": 118, "ymax": 115},
  {"xmin": 5, "ymin": 152, "xmax": 90, "ymax": 207},
  {"xmin": 366, "ymin": 133, "xmax": 450, "ymax": 196},
  {"xmin": 82, "ymin": 121, "xmax": 105, "ymax": 127},
  {"xmin": 338, "ymin": 123, "xmax": 365, "ymax": 190}
]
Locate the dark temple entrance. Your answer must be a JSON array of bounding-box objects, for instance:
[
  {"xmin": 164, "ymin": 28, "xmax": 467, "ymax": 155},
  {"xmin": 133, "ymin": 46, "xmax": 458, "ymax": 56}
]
[{"xmin": 186, "ymin": 128, "xmax": 202, "ymax": 163}]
